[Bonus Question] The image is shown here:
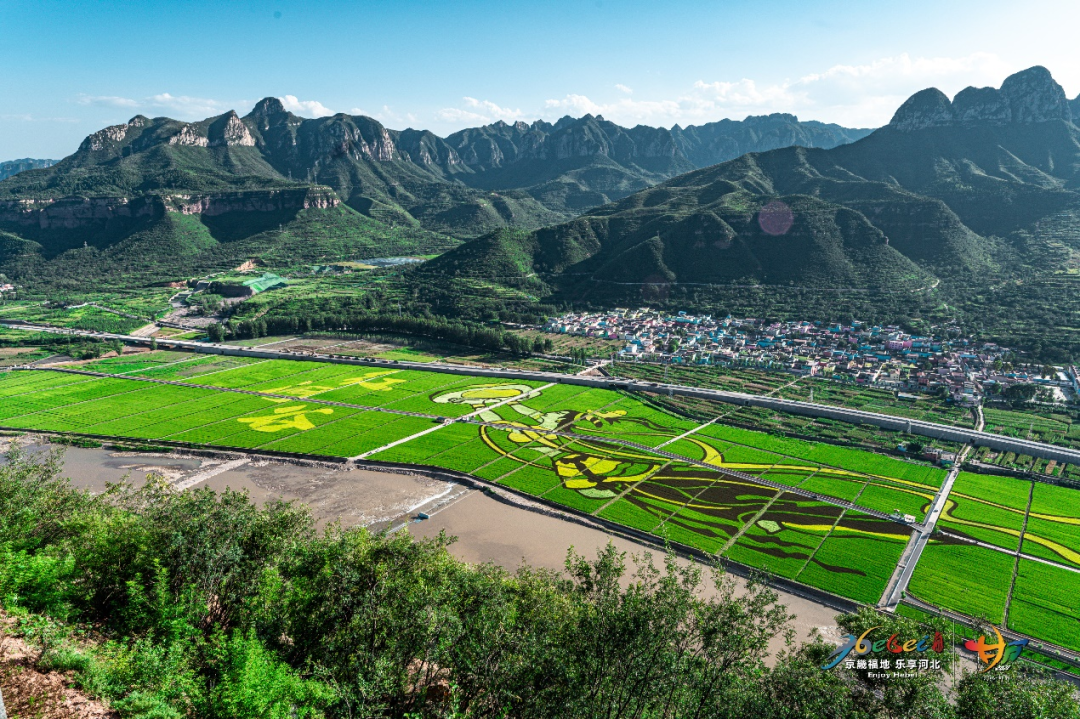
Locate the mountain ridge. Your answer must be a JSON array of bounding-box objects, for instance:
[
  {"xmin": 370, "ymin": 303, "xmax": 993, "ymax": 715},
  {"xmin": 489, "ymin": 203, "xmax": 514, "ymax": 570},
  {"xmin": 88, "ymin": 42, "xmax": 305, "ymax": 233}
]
[
  {"xmin": 417, "ymin": 65, "xmax": 1080, "ymax": 328},
  {"xmin": 1, "ymin": 105, "xmax": 872, "ymax": 224},
  {"xmin": 0, "ymin": 158, "xmax": 56, "ymax": 181}
]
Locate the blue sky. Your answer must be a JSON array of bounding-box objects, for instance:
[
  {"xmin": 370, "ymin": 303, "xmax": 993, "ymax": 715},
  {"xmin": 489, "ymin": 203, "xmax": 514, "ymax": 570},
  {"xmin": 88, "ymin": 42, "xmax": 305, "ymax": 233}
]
[{"xmin": 2, "ymin": 0, "xmax": 1078, "ymax": 159}]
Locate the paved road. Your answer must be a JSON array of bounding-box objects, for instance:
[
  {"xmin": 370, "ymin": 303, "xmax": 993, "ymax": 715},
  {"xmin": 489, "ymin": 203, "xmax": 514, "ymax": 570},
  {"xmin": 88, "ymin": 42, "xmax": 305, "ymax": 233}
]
[
  {"xmin": 881, "ymin": 406, "xmax": 985, "ymax": 609},
  {"xmin": 6, "ymin": 321, "xmax": 1080, "ymax": 465},
  {"xmin": 880, "ymin": 449, "xmax": 967, "ymax": 609}
]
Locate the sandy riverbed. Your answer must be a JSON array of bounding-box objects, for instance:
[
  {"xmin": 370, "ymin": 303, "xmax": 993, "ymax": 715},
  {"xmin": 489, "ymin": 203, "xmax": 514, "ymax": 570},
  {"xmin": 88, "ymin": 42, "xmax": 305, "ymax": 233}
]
[{"xmin": 2, "ymin": 435, "xmax": 848, "ymax": 648}]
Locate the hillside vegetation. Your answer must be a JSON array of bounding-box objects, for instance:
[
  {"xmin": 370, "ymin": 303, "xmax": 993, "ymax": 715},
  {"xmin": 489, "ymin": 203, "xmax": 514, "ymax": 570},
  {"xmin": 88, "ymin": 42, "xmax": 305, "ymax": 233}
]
[
  {"xmin": 413, "ymin": 67, "xmax": 1080, "ymax": 358},
  {"xmin": 0, "ymin": 102, "xmax": 870, "ymax": 289},
  {"xmin": 2, "ymin": 447, "xmax": 1077, "ymax": 718}
]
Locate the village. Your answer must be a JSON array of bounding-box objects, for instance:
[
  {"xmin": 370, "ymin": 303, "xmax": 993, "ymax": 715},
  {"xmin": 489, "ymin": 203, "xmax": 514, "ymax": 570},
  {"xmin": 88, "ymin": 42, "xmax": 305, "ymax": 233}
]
[{"xmin": 543, "ymin": 308, "xmax": 1080, "ymax": 407}]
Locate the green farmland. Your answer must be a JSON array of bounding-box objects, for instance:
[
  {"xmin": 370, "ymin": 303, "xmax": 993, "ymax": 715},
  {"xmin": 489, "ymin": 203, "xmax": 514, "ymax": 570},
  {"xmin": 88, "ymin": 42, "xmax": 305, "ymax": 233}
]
[
  {"xmin": 1007, "ymin": 560, "xmax": 1080, "ymax": 653},
  {"xmin": 905, "ymin": 473, "xmax": 1080, "ymax": 654},
  {"xmin": 937, "ymin": 472, "xmax": 1031, "ymax": 551},
  {"xmin": 907, "ymin": 538, "xmax": 1013, "ymax": 624},
  {"xmin": 0, "ymin": 358, "xmax": 945, "ymax": 607},
  {"xmin": 7, "ymin": 355, "xmax": 1080, "ymax": 655}
]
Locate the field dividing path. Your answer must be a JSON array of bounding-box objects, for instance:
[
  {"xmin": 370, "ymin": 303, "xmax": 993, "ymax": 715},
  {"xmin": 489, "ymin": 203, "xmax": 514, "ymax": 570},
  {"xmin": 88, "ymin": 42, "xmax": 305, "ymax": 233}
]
[
  {"xmin": 881, "ymin": 444, "xmax": 972, "ymax": 610},
  {"xmin": 351, "ymin": 382, "xmax": 558, "ymax": 461},
  {"xmin": 7, "ymin": 322, "xmax": 1079, "ymax": 466}
]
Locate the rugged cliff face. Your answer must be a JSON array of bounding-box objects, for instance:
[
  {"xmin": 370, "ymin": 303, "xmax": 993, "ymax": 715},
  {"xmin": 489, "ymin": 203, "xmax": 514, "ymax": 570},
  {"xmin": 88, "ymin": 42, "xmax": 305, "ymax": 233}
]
[
  {"xmin": 1, "ymin": 92, "xmax": 875, "ymax": 233},
  {"xmin": 0, "ymin": 188, "xmax": 338, "ymax": 229},
  {"xmin": 890, "ymin": 66, "xmax": 1073, "ymax": 131},
  {"xmin": 0, "ymin": 196, "xmax": 159, "ymax": 229},
  {"xmin": 164, "ymin": 187, "xmax": 338, "ymax": 215},
  {"xmin": 0, "ymin": 158, "xmax": 56, "ymax": 182}
]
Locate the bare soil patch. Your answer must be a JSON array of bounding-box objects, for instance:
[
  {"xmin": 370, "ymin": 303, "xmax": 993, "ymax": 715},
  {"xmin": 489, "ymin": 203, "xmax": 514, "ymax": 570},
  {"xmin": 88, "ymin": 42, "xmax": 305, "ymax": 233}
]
[{"xmin": 0, "ymin": 621, "xmax": 116, "ymax": 719}]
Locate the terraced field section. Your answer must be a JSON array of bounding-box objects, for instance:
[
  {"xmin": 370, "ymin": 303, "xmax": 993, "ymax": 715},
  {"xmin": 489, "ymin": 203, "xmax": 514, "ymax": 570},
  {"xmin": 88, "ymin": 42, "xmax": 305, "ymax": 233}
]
[
  {"xmin": 936, "ymin": 472, "xmax": 1032, "ymax": 551},
  {"xmin": 1007, "ymin": 560, "xmax": 1080, "ymax": 652},
  {"xmin": 0, "ymin": 363, "xmax": 943, "ymax": 605},
  {"xmin": 1021, "ymin": 483, "xmax": 1080, "ymax": 568}
]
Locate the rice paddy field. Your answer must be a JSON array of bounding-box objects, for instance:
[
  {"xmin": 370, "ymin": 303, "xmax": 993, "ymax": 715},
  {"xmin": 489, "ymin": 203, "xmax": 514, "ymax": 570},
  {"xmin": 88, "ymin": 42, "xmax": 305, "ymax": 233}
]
[
  {"xmin": 936, "ymin": 472, "xmax": 1032, "ymax": 551},
  {"xmin": 906, "ymin": 538, "xmax": 1014, "ymax": 624},
  {"xmin": 5, "ymin": 354, "xmax": 1078, "ymax": 640},
  {"xmin": 908, "ymin": 474, "xmax": 1080, "ymax": 653},
  {"xmin": 1021, "ymin": 482, "xmax": 1080, "ymax": 568},
  {"xmin": 1007, "ymin": 560, "xmax": 1080, "ymax": 653}
]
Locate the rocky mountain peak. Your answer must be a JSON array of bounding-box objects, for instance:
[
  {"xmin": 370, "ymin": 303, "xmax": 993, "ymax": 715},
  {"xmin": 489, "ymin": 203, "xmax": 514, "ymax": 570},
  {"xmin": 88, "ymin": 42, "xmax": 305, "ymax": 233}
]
[
  {"xmin": 251, "ymin": 97, "xmax": 287, "ymax": 117},
  {"xmin": 209, "ymin": 111, "xmax": 256, "ymax": 147},
  {"xmin": 888, "ymin": 88, "xmax": 954, "ymax": 131},
  {"xmin": 998, "ymin": 65, "xmax": 1071, "ymax": 123},
  {"xmin": 889, "ymin": 66, "xmax": 1072, "ymax": 131},
  {"xmin": 79, "ymin": 115, "xmax": 150, "ymax": 152}
]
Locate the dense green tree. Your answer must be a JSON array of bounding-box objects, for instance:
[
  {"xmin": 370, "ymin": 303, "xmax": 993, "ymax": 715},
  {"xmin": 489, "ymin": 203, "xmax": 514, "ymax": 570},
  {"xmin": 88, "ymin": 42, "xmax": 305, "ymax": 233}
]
[{"xmin": 0, "ymin": 448, "xmax": 1077, "ymax": 718}]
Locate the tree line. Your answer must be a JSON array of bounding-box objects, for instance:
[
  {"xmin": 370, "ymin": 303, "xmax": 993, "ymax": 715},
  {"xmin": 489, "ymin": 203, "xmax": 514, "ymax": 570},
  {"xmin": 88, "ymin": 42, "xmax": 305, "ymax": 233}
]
[
  {"xmin": 0, "ymin": 447, "xmax": 1076, "ymax": 718},
  {"xmin": 207, "ymin": 312, "xmax": 554, "ymax": 356}
]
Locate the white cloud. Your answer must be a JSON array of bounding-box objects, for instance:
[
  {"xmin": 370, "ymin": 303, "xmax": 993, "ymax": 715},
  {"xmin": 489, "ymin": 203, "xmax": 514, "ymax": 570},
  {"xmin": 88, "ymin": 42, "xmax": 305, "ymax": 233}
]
[
  {"xmin": 75, "ymin": 94, "xmax": 140, "ymax": 108},
  {"xmin": 435, "ymin": 97, "xmax": 526, "ymax": 125},
  {"xmin": 463, "ymin": 97, "xmax": 524, "ymax": 121},
  {"xmin": 279, "ymin": 95, "xmax": 334, "ymax": 117},
  {"xmin": 615, "ymin": 84, "xmax": 633, "ymax": 94},
  {"xmin": 434, "ymin": 107, "xmax": 490, "ymax": 124},
  {"xmin": 350, "ymin": 105, "xmax": 418, "ymax": 127},
  {"xmin": 545, "ymin": 94, "xmax": 603, "ymax": 116},
  {"xmin": 537, "ymin": 52, "xmax": 1018, "ymax": 129},
  {"xmin": 149, "ymin": 93, "xmax": 228, "ymax": 117},
  {"xmin": 546, "ymin": 94, "xmax": 686, "ymax": 126},
  {"xmin": 73, "ymin": 92, "xmax": 238, "ymax": 119}
]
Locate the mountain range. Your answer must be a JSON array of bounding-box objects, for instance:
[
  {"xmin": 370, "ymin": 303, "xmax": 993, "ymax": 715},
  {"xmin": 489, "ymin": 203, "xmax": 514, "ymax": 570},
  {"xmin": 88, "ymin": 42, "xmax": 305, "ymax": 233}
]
[
  {"xmin": 0, "ymin": 103, "xmax": 869, "ymax": 289},
  {"xmin": 0, "ymin": 158, "xmax": 56, "ymax": 182},
  {"xmin": 4, "ymin": 66, "xmax": 1080, "ymax": 360},
  {"xmin": 421, "ymin": 68, "xmax": 1080, "ymax": 313}
]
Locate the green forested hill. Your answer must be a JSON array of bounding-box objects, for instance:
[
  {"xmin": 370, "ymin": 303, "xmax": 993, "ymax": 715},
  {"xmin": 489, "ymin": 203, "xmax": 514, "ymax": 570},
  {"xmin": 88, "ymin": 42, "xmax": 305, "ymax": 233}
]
[
  {"xmin": 0, "ymin": 100, "xmax": 871, "ymax": 289},
  {"xmin": 415, "ymin": 67, "xmax": 1080, "ymax": 357}
]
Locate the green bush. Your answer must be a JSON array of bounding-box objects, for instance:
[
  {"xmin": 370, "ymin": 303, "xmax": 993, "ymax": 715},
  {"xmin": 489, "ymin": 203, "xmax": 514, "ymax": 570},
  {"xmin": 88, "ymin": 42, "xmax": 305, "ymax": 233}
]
[
  {"xmin": 208, "ymin": 630, "xmax": 333, "ymax": 719},
  {"xmin": 0, "ymin": 446, "xmax": 1076, "ymax": 718}
]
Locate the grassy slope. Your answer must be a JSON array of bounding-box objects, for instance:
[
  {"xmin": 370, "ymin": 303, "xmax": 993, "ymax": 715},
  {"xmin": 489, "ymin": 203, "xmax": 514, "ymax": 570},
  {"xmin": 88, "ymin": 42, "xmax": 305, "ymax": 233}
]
[{"xmin": 2, "ymin": 205, "xmax": 456, "ymax": 290}]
